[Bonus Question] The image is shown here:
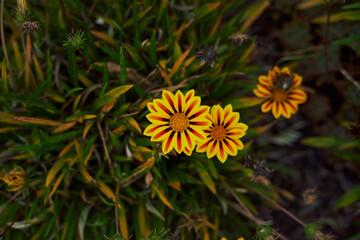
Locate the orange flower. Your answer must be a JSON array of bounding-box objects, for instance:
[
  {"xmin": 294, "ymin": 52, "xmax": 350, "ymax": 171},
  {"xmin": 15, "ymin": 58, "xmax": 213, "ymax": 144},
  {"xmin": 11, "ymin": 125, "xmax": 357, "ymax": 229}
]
[
  {"xmin": 196, "ymin": 105, "xmax": 248, "ymax": 163},
  {"xmin": 144, "ymin": 90, "xmax": 212, "ymax": 155},
  {"xmin": 253, "ymin": 66, "xmax": 307, "ymax": 119}
]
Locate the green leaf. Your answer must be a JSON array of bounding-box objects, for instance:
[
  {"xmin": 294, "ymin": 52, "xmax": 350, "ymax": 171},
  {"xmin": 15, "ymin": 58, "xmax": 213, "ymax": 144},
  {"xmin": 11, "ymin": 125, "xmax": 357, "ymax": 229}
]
[
  {"xmin": 67, "ymin": 45, "xmax": 78, "ymax": 87},
  {"xmin": 193, "ymin": 160, "xmax": 216, "ymax": 194},
  {"xmin": 335, "ymin": 184, "xmax": 360, "ymax": 209},
  {"xmin": 46, "ymin": 49, "xmax": 53, "ymax": 91},
  {"xmin": 331, "ymin": 34, "xmax": 360, "ymax": 46},
  {"xmin": 229, "ymin": 97, "xmax": 264, "ymax": 110},
  {"xmin": 301, "ymin": 137, "xmax": 347, "ymax": 148},
  {"xmin": 149, "ymin": 30, "xmax": 157, "ymax": 67},
  {"xmin": 93, "ymin": 85, "xmax": 133, "ymax": 109},
  {"xmin": 120, "ymin": 47, "xmax": 126, "ymax": 86},
  {"xmin": 0, "ymin": 92, "xmax": 59, "ymax": 113},
  {"xmin": 64, "ymin": 87, "xmax": 83, "ymax": 98}
]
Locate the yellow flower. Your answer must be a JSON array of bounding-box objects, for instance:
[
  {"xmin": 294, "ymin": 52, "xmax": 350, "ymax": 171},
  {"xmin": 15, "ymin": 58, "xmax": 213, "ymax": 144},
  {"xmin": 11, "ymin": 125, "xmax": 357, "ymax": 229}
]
[
  {"xmin": 196, "ymin": 104, "xmax": 248, "ymax": 163},
  {"xmin": 144, "ymin": 90, "xmax": 212, "ymax": 155},
  {"xmin": 253, "ymin": 66, "xmax": 307, "ymax": 119},
  {"xmin": 220, "ymin": 237, "xmax": 245, "ymax": 240},
  {"xmin": 0, "ymin": 166, "xmax": 26, "ymax": 192}
]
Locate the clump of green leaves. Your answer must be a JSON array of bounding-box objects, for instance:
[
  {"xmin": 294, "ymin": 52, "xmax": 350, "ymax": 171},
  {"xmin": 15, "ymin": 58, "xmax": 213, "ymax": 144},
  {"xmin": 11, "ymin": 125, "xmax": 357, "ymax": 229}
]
[{"xmin": 63, "ymin": 29, "xmax": 87, "ymax": 50}]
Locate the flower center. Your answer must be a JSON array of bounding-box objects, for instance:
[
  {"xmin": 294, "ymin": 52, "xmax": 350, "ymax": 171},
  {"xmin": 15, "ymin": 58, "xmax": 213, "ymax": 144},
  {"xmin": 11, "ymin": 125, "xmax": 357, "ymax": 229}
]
[
  {"xmin": 273, "ymin": 90, "xmax": 287, "ymax": 102},
  {"xmin": 211, "ymin": 125, "xmax": 227, "ymax": 141},
  {"xmin": 169, "ymin": 113, "xmax": 189, "ymax": 132}
]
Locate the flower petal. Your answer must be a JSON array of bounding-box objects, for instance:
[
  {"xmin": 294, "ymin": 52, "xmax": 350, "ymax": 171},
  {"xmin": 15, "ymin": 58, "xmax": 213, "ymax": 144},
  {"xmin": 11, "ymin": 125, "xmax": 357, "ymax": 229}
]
[
  {"xmin": 162, "ymin": 131, "xmax": 176, "ymax": 154},
  {"xmin": 153, "ymin": 99, "xmax": 174, "ymax": 117},
  {"xmin": 224, "ymin": 112, "xmax": 239, "ymax": 130},
  {"xmin": 261, "ymin": 100, "xmax": 273, "ymax": 113},
  {"xmin": 174, "ymin": 90, "xmax": 186, "ymax": 113},
  {"xmin": 258, "ymin": 75, "xmax": 270, "ymax": 86},
  {"xmin": 206, "ymin": 140, "xmax": 218, "ymax": 159},
  {"xmin": 183, "ymin": 147, "xmax": 192, "ymax": 156},
  {"xmin": 196, "ymin": 138, "xmax": 212, "ymax": 153},
  {"xmin": 188, "ymin": 105, "xmax": 210, "ymax": 120},
  {"xmin": 284, "ymin": 100, "xmax": 298, "ymax": 114},
  {"xmin": 184, "ymin": 89, "xmax": 195, "ymax": 102},
  {"xmin": 292, "ymin": 73, "xmax": 302, "ymax": 87},
  {"xmin": 151, "ymin": 126, "xmax": 172, "ymax": 142},
  {"xmin": 288, "ymin": 89, "xmax": 307, "ymax": 104},
  {"xmin": 227, "ymin": 138, "xmax": 244, "ymax": 150},
  {"xmin": 216, "ymin": 141, "xmax": 228, "ymax": 163},
  {"xmin": 272, "ymin": 101, "xmax": 282, "ymax": 119},
  {"xmin": 162, "ymin": 90, "xmax": 177, "ymax": 113},
  {"xmin": 144, "ymin": 124, "xmax": 162, "ymax": 136},
  {"xmin": 185, "ymin": 96, "xmax": 201, "ymax": 117},
  {"xmin": 257, "ymin": 84, "xmax": 271, "ymax": 95},
  {"xmin": 211, "ymin": 105, "xmax": 225, "ymax": 126},
  {"xmin": 174, "ymin": 131, "xmax": 186, "ymax": 153},
  {"xmin": 146, "ymin": 113, "xmax": 170, "ymax": 125},
  {"xmin": 223, "ymin": 138, "xmax": 237, "ymax": 156},
  {"xmin": 223, "ymin": 104, "xmax": 233, "ymax": 118},
  {"xmin": 281, "ymin": 67, "xmax": 290, "ymax": 75},
  {"xmin": 226, "ymin": 128, "xmax": 246, "ymax": 139},
  {"xmin": 280, "ymin": 102, "xmax": 291, "ymax": 119},
  {"xmin": 184, "ymin": 129, "xmax": 195, "ymax": 152},
  {"xmin": 187, "ymin": 126, "xmax": 207, "ymax": 141}
]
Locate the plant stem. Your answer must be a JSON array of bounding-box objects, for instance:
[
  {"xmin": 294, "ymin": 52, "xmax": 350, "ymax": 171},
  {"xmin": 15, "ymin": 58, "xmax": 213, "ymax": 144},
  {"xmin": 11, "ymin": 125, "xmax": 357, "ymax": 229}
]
[{"xmin": 96, "ymin": 119, "xmax": 114, "ymax": 176}]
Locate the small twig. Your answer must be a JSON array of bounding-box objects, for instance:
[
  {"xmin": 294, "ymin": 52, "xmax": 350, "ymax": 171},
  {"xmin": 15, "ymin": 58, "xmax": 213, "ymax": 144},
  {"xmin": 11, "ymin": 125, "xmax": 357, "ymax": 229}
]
[
  {"xmin": 221, "ymin": 177, "xmax": 260, "ymax": 225},
  {"xmin": 96, "ymin": 119, "xmax": 114, "ymax": 176},
  {"xmin": 246, "ymin": 184, "xmax": 306, "ymax": 227},
  {"xmin": 341, "ymin": 68, "xmax": 360, "ymax": 91},
  {"xmin": 20, "ymin": 33, "xmax": 35, "ymax": 83}
]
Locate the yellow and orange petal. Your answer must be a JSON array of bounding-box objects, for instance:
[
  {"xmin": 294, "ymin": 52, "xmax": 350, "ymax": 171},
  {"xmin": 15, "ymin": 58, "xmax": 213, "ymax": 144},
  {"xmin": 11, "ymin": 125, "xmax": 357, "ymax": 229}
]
[
  {"xmin": 253, "ymin": 66, "xmax": 307, "ymax": 119},
  {"xmin": 196, "ymin": 104, "xmax": 248, "ymax": 163},
  {"xmin": 144, "ymin": 90, "xmax": 211, "ymax": 155}
]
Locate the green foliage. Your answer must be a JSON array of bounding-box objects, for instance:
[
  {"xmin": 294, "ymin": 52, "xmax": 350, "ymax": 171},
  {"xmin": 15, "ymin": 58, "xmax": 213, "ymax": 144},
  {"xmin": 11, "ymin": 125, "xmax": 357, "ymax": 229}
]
[{"xmin": 0, "ymin": 0, "xmax": 359, "ymax": 239}]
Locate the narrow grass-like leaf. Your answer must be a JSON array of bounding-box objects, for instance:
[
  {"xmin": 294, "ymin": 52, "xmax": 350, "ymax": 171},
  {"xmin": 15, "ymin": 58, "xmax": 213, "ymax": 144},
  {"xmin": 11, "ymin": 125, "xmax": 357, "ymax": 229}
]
[
  {"xmin": 0, "ymin": 92, "xmax": 59, "ymax": 113},
  {"xmin": 93, "ymin": 85, "xmax": 133, "ymax": 109},
  {"xmin": 149, "ymin": 30, "xmax": 157, "ymax": 67},
  {"xmin": 1, "ymin": 59, "xmax": 8, "ymax": 92},
  {"xmin": 120, "ymin": 47, "xmax": 126, "ymax": 86},
  {"xmin": 67, "ymin": 45, "xmax": 78, "ymax": 87},
  {"xmin": 193, "ymin": 161, "xmax": 216, "ymax": 194},
  {"xmin": 335, "ymin": 184, "xmax": 360, "ymax": 209}
]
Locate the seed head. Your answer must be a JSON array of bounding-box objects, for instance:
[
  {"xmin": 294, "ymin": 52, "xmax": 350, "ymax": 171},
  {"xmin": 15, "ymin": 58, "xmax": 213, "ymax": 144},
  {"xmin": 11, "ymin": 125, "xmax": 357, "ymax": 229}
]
[
  {"xmin": 196, "ymin": 46, "xmax": 218, "ymax": 67},
  {"xmin": 20, "ymin": 21, "xmax": 40, "ymax": 34}
]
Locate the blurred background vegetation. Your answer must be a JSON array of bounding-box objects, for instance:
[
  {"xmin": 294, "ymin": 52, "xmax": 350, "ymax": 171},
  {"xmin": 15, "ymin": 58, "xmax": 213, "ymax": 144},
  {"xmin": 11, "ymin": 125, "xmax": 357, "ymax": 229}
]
[{"xmin": 0, "ymin": 0, "xmax": 359, "ymax": 239}]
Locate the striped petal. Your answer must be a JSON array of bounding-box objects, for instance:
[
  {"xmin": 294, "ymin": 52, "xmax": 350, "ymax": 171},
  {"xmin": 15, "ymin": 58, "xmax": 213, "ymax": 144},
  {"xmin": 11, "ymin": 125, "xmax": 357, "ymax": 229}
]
[
  {"xmin": 257, "ymin": 84, "xmax": 271, "ymax": 95},
  {"xmin": 224, "ymin": 112, "xmax": 239, "ymax": 129},
  {"xmin": 187, "ymin": 125, "xmax": 207, "ymax": 141},
  {"xmin": 227, "ymin": 138, "xmax": 244, "ymax": 150},
  {"xmin": 162, "ymin": 90, "xmax": 177, "ymax": 113},
  {"xmin": 174, "ymin": 90, "xmax": 186, "ymax": 113},
  {"xmin": 174, "ymin": 131, "xmax": 186, "ymax": 153},
  {"xmin": 280, "ymin": 102, "xmax": 291, "ymax": 119},
  {"xmin": 206, "ymin": 140, "xmax": 218, "ymax": 159},
  {"xmin": 188, "ymin": 105, "xmax": 210, "ymax": 120},
  {"xmin": 258, "ymin": 75, "xmax": 270, "ymax": 86},
  {"xmin": 223, "ymin": 104, "xmax": 233, "ymax": 117},
  {"xmin": 153, "ymin": 99, "xmax": 174, "ymax": 117},
  {"xmin": 284, "ymin": 100, "xmax": 298, "ymax": 114},
  {"xmin": 261, "ymin": 100, "xmax": 273, "ymax": 112},
  {"xmin": 292, "ymin": 73, "xmax": 302, "ymax": 87},
  {"xmin": 253, "ymin": 89, "xmax": 270, "ymax": 98},
  {"xmin": 272, "ymin": 101, "xmax": 282, "ymax": 119},
  {"xmin": 216, "ymin": 141, "xmax": 228, "ymax": 163},
  {"xmin": 223, "ymin": 138, "xmax": 237, "ymax": 156},
  {"xmin": 211, "ymin": 105, "xmax": 225, "ymax": 126},
  {"xmin": 196, "ymin": 138, "xmax": 212, "ymax": 153},
  {"xmin": 146, "ymin": 113, "xmax": 170, "ymax": 125},
  {"xmin": 281, "ymin": 67, "xmax": 290, "ymax": 75},
  {"xmin": 162, "ymin": 131, "xmax": 176, "ymax": 154},
  {"xmin": 226, "ymin": 128, "xmax": 246, "ymax": 139},
  {"xmin": 273, "ymin": 66, "xmax": 281, "ymax": 73},
  {"xmin": 183, "ymin": 147, "xmax": 192, "ymax": 156},
  {"xmin": 184, "ymin": 89, "xmax": 195, "ymax": 102},
  {"xmin": 233, "ymin": 123, "xmax": 248, "ymax": 132},
  {"xmin": 144, "ymin": 124, "xmax": 162, "ymax": 136},
  {"xmin": 184, "ymin": 96, "xmax": 201, "ymax": 117},
  {"xmin": 184, "ymin": 129, "xmax": 195, "ymax": 152},
  {"xmin": 288, "ymin": 89, "xmax": 307, "ymax": 104},
  {"xmin": 147, "ymin": 102, "xmax": 157, "ymax": 113},
  {"xmin": 151, "ymin": 126, "xmax": 172, "ymax": 142}
]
